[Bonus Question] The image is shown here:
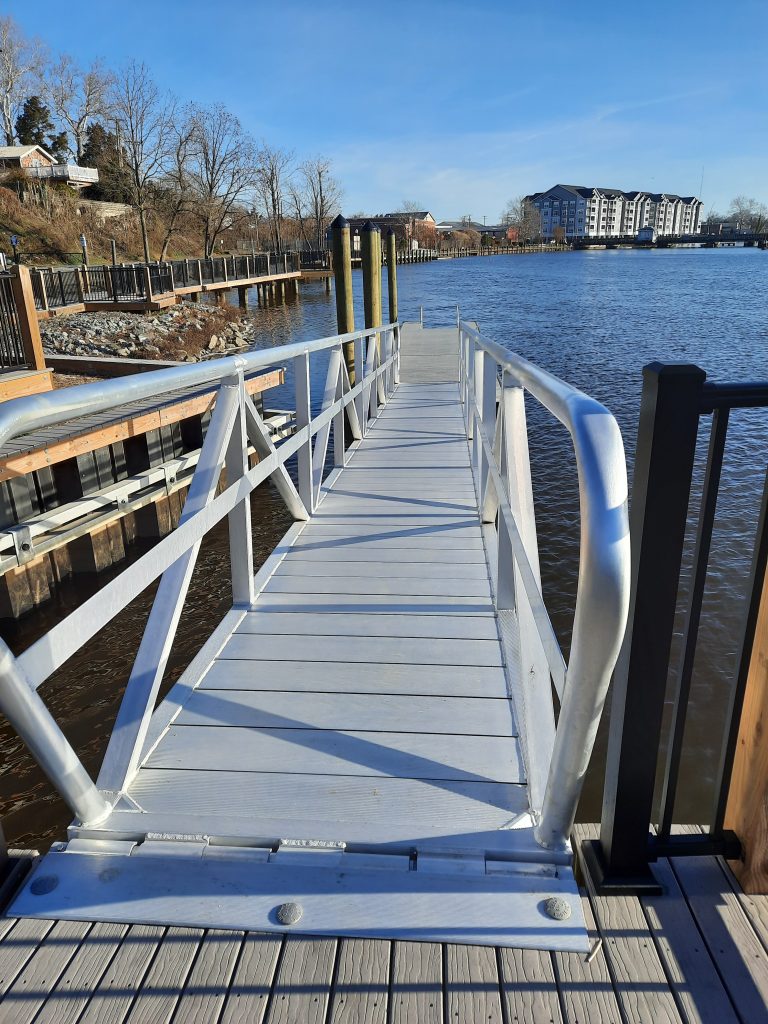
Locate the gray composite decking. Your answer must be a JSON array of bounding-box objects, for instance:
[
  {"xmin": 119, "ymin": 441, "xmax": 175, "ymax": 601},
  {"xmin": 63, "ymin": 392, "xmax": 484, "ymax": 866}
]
[{"xmin": 2, "ymin": 832, "xmax": 768, "ymax": 1022}]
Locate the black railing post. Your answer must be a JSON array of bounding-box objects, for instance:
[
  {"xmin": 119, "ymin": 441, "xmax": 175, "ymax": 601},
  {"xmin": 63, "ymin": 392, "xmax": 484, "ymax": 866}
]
[{"xmin": 582, "ymin": 362, "xmax": 706, "ymax": 893}]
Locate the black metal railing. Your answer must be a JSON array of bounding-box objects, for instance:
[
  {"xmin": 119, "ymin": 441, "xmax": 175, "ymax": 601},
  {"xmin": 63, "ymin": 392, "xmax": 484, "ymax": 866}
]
[
  {"xmin": 28, "ymin": 254, "xmax": 300, "ymax": 312},
  {"xmin": 0, "ymin": 274, "xmax": 28, "ymax": 370},
  {"xmin": 583, "ymin": 362, "xmax": 768, "ymax": 893}
]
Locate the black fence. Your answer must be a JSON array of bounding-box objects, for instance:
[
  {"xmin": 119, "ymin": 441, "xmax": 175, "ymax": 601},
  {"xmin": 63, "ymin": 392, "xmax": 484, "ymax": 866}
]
[
  {"xmin": 28, "ymin": 254, "xmax": 301, "ymax": 312},
  {"xmin": 0, "ymin": 274, "xmax": 27, "ymax": 371},
  {"xmin": 583, "ymin": 362, "xmax": 768, "ymax": 893}
]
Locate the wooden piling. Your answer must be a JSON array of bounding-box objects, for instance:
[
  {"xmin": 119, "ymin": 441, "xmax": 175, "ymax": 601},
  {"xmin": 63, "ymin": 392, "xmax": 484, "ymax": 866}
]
[
  {"xmin": 331, "ymin": 214, "xmax": 355, "ymax": 382},
  {"xmin": 238, "ymin": 286, "xmax": 248, "ymax": 309},
  {"xmin": 386, "ymin": 228, "xmax": 398, "ymax": 323},
  {"xmin": 9, "ymin": 266, "xmax": 46, "ymax": 371},
  {"xmin": 726, "ymin": 562, "xmax": 768, "ymax": 891},
  {"xmin": 362, "ymin": 221, "xmax": 382, "ymax": 352}
]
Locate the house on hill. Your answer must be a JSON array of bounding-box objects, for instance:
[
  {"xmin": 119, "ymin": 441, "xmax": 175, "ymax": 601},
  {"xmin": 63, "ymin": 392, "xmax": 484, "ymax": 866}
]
[{"xmin": 0, "ymin": 145, "xmax": 98, "ymax": 189}]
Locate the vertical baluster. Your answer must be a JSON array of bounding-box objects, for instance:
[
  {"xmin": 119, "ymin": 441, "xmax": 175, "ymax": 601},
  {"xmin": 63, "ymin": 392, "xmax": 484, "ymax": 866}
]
[
  {"xmin": 226, "ymin": 373, "xmax": 255, "ymax": 606},
  {"xmin": 294, "ymin": 351, "xmax": 314, "ymax": 513}
]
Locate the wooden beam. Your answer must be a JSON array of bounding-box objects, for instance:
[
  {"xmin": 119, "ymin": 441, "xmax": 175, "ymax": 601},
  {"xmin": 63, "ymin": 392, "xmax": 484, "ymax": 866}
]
[
  {"xmin": 9, "ymin": 265, "xmax": 46, "ymax": 371},
  {"xmin": 0, "ymin": 368, "xmax": 283, "ymax": 482},
  {"xmin": 726, "ymin": 566, "xmax": 768, "ymax": 892},
  {"xmin": 0, "ymin": 370, "xmax": 53, "ymax": 402}
]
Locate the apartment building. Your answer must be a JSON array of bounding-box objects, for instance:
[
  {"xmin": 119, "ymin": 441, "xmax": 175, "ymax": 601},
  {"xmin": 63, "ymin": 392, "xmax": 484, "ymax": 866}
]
[{"xmin": 525, "ymin": 185, "xmax": 703, "ymax": 240}]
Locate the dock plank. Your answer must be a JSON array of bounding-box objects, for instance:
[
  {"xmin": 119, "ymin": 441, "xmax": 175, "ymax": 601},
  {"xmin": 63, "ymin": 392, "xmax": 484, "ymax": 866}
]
[
  {"xmin": 169, "ymin": 929, "xmax": 243, "ymax": 1023},
  {"xmin": 328, "ymin": 938, "xmax": 390, "ymax": 1024},
  {"xmin": 200, "ymin": 660, "xmax": 507, "ymax": 697},
  {"xmin": 78, "ymin": 925, "xmax": 165, "ymax": 1024},
  {"xmin": 498, "ymin": 946, "xmax": 564, "ymax": 1023},
  {"xmin": 390, "ymin": 941, "xmax": 442, "ymax": 1024},
  {"xmin": 125, "ymin": 926, "xmax": 203, "ymax": 1024},
  {"xmin": 220, "ymin": 933, "xmax": 283, "ymax": 1024},
  {"xmin": 2, "ymin": 919, "xmax": 91, "ymax": 1024},
  {"xmin": 220, "ymin": 633, "xmax": 503, "ymax": 667},
  {"xmin": 264, "ymin": 935, "xmax": 336, "ymax": 1024},
  {"xmin": 234, "ymin": 611, "xmax": 499, "ymax": 641},
  {"xmin": 445, "ymin": 944, "xmax": 503, "ymax": 1024},
  {"xmin": 553, "ymin": 896, "xmax": 624, "ymax": 1024}
]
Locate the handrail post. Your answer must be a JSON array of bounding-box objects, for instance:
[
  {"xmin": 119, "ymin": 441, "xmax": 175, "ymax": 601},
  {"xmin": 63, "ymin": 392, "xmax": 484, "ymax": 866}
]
[
  {"xmin": 362, "ymin": 222, "xmax": 382, "ymax": 355},
  {"xmin": 331, "ymin": 215, "xmax": 356, "ymax": 383},
  {"xmin": 294, "ymin": 350, "xmax": 314, "ymax": 513},
  {"xmin": 582, "ymin": 362, "xmax": 706, "ymax": 891},
  {"xmin": 225, "ymin": 372, "xmax": 255, "ymax": 606},
  {"xmin": 0, "ymin": 640, "xmax": 110, "ymax": 825},
  {"xmin": 9, "ymin": 265, "xmax": 46, "ymax": 371}
]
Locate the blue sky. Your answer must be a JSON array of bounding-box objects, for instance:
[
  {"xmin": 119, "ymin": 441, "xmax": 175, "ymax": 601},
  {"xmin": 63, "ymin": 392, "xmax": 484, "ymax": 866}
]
[{"xmin": 6, "ymin": 0, "xmax": 767, "ymax": 220}]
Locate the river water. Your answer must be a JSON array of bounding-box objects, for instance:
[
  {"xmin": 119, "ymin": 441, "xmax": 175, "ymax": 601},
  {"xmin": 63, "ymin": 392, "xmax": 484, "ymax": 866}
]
[{"xmin": 2, "ymin": 247, "xmax": 767, "ymax": 849}]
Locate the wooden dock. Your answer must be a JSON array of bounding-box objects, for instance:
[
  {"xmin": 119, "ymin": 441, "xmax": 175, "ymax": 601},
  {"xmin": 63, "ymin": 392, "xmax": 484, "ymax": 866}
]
[{"xmin": 1, "ymin": 826, "xmax": 767, "ymax": 1022}]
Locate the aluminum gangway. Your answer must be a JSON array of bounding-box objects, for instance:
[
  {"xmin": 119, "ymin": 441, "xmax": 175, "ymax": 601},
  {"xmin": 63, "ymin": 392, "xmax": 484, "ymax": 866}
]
[{"xmin": 0, "ymin": 318, "xmax": 629, "ymax": 952}]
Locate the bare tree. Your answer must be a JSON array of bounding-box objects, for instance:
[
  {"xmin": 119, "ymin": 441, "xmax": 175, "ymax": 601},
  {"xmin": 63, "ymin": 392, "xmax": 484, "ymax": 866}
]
[
  {"xmin": 157, "ymin": 115, "xmax": 195, "ymax": 260},
  {"xmin": 255, "ymin": 144, "xmax": 293, "ymax": 251},
  {"xmin": 727, "ymin": 195, "xmax": 768, "ymax": 233},
  {"xmin": 111, "ymin": 61, "xmax": 176, "ymax": 262},
  {"xmin": 289, "ymin": 157, "xmax": 342, "ymax": 250},
  {"xmin": 501, "ymin": 195, "xmax": 541, "ymax": 242},
  {"xmin": 45, "ymin": 55, "xmax": 111, "ymax": 162},
  {"xmin": 0, "ymin": 16, "xmax": 45, "ymax": 146},
  {"xmin": 186, "ymin": 104, "xmax": 256, "ymax": 257}
]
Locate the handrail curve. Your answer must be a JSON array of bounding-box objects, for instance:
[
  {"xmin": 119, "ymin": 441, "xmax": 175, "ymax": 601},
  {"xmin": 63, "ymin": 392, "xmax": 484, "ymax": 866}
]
[{"xmin": 460, "ymin": 321, "xmax": 631, "ymax": 851}]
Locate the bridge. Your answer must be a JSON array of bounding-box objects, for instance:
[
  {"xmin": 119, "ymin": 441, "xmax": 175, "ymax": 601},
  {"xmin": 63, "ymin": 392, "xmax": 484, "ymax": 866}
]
[{"xmin": 0, "ymin": 316, "xmax": 629, "ymax": 953}]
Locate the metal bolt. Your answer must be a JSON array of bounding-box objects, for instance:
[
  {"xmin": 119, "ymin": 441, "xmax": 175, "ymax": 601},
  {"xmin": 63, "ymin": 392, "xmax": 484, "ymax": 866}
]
[
  {"xmin": 20, "ymin": 541, "xmax": 30, "ymax": 551},
  {"xmin": 276, "ymin": 902, "xmax": 302, "ymax": 925},
  {"xmin": 30, "ymin": 875, "xmax": 59, "ymax": 895},
  {"xmin": 543, "ymin": 896, "xmax": 571, "ymax": 920}
]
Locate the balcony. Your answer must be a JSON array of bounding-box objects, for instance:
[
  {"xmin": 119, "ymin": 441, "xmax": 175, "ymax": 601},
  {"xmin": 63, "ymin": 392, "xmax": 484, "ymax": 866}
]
[{"xmin": 25, "ymin": 164, "xmax": 99, "ymax": 187}]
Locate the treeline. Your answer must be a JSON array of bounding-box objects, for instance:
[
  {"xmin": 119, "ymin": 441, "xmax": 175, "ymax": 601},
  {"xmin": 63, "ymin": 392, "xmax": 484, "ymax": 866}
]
[{"xmin": 0, "ymin": 16, "xmax": 342, "ymax": 260}]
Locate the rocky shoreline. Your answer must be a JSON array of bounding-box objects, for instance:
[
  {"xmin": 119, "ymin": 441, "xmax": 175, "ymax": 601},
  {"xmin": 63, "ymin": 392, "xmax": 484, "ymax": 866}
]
[{"xmin": 40, "ymin": 301, "xmax": 260, "ymax": 364}]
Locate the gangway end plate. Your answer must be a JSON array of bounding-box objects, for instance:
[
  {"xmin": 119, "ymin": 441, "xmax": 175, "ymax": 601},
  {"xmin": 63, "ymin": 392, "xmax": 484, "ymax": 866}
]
[{"xmin": 9, "ymin": 844, "xmax": 588, "ymax": 952}]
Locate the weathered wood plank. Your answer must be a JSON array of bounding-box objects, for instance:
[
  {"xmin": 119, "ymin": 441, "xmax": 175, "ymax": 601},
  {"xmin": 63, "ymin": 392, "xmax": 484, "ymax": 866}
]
[
  {"xmin": 390, "ymin": 941, "xmax": 442, "ymax": 1024},
  {"xmin": 670, "ymin": 853, "xmax": 768, "ymax": 1021},
  {"xmin": 445, "ymin": 944, "xmax": 503, "ymax": 1024},
  {"xmin": 78, "ymin": 925, "xmax": 165, "ymax": 1024},
  {"xmin": 125, "ymin": 926, "xmax": 203, "ymax": 1023},
  {"xmin": 553, "ymin": 895, "xmax": 624, "ymax": 1024},
  {"xmin": 641, "ymin": 857, "xmax": 740, "ymax": 1023},
  {"xmin": 264, "ymin": 935, "xmax": 336, "ymax": 1024},
  {"xmin": 0, "ymin": 918, "xmax": 55, "ymax": 999},
  {"xmin": 574, "ymin": 826, "xmax": 682, "ymax": 1024},
  {"xmin": 169, "ymin": 929, "xmax": 243, "ymax": 1023},
  {"xmin": 498, "ymin": 946, "xmax": 563, "ymax": 1023},
  {"xmin": 220, "ymin": 933, "xmax": 282, "ymax": 1024},
  {"xmin": 33, "ymin": 922, "xmax": 128, "ymax": 1024},
  {"xmin": 2, "ymin": 919, "xmax": 91, "ymax": 1024},
  {"xmin": 327, "ymin": 938, "xmax": 390, "ymax": 1024}
]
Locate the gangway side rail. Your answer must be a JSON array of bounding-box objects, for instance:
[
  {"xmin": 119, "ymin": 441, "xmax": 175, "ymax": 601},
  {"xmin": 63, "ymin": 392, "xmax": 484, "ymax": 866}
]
[
  {"xmin": 0, "ymin": 322, "xmax": 400, "ymax": 824},
  {"xmin": 459, "ymin": 320, "xmax": 630, "ymax": 852}
]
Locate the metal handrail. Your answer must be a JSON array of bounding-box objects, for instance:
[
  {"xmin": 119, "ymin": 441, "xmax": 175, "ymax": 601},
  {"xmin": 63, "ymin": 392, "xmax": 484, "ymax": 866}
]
[
  {"xmin": 0, "ymin": 321, "xmax": 400, "ymax": 828},
  {"xmin": 459, "ymin": 320, "xmax": 631, "ymax": 851}
]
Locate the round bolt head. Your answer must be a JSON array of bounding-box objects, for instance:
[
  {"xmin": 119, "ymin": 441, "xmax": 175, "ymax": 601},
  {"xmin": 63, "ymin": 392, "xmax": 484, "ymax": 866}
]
[
  {"xmin": 543, "ymin": 896, "xmax": 571, "ymax": 920},
  {"xmin": 21, "ymin": 542, "xmax": 30, "ymax": 551},
  {"xmin": 30, "ymin": 875, "xmax": 59, "ymax": 896},
  {"xmin": 276, "ymin": 901, "xmax": 302, "ymax": 925}
]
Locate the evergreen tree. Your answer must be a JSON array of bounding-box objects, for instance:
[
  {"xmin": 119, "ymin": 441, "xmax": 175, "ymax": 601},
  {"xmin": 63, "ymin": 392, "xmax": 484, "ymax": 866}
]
[
  {"xmin": 80, "ymin": 121, "xmax": 130, "ymax": 200},
  {"xmin": 15, "ymin": 95, "xmax": 54, "ymax": 148},
  {"xmin": 14, "ymin": 95, "xmax": 70, "ymax": 161}
]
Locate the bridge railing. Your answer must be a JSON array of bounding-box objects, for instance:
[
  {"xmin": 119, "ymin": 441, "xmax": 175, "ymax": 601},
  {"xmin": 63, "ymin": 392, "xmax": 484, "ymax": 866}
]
[
  {"xmin": 458, "ymin": 320, "xmax": 631, "ymax": 852},
  {"xmin": 0, "ymin": 321, "xmax": 400, "ymax": 827}
]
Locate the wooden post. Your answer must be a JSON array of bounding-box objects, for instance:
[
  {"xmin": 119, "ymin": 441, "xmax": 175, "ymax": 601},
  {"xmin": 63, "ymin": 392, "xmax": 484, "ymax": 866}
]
[
  {"xmin": 330, "ymin": 214, "xmax": 355, "ymax": 382},
  {"xmin": 9, "ymin": 265, "xmax": 46, "ymax": 371},
  {"xmin": 386, "ymin": 228, "xmax": 398, "ymax": 323},
  {"xmin": 362, "ymin": 222, "xmax": 382, "ymax": 354},
  {"xmin": 111, "ymin": 239, "xmax": 117, "ymax": 265},
  {"xmin": 726, "ymin": 562, "xmax": 768, "ymax": 892}
]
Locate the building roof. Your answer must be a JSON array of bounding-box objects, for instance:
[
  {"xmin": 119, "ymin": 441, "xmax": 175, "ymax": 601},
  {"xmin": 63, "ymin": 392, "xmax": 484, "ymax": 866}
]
[
  {"xmin": 0, "ymin": 144, "xmax": 54, "ymax": 161},
  {"xmin": 526, "ymin": 184, "xmax": 703, "ymax": 204}
]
